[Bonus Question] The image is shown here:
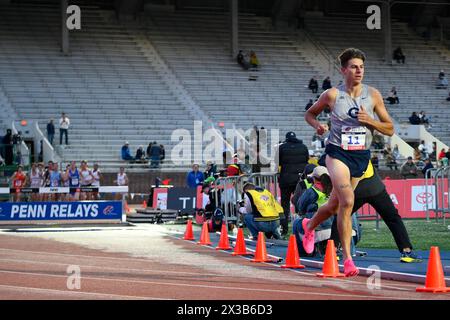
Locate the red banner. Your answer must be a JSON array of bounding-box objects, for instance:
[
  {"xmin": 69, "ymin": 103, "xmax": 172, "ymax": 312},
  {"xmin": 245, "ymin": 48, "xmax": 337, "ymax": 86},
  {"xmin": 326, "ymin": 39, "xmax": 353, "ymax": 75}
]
[{"xmin": 358, "ymin": 179, "xmax": 448, "ymax": 219}]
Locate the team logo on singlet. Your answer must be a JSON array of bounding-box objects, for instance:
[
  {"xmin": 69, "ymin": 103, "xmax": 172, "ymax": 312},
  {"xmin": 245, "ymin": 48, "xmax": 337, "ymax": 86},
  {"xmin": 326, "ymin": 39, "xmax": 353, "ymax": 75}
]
[{"xmin": 348, "ymin": 107, "xmax": 359, "ymax": 119}]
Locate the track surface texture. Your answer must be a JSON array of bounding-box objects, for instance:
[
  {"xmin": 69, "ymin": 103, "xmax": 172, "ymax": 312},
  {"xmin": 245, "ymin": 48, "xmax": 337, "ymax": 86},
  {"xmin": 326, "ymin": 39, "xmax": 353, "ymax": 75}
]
[{"xmin": 0, "ymin": 224, "xmax": 449, "ymax": 300}]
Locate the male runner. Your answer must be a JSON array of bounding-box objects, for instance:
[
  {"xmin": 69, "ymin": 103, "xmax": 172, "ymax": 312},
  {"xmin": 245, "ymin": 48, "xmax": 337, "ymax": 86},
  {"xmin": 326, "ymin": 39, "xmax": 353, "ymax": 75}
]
[{"xmin": 304, "ymin": 48, "xmax": 394, "ymax": 276}]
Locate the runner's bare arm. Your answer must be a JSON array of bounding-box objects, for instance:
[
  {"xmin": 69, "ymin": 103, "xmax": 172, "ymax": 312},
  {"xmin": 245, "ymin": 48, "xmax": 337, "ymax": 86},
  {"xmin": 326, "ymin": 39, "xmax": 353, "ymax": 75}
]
[
  {"xmin": 358, "ymin": 88, "xmax": 394, "ymax": 136},
  {"xmin": 305, "ymin": 88, "xmax": 337, "ymax": 135}
]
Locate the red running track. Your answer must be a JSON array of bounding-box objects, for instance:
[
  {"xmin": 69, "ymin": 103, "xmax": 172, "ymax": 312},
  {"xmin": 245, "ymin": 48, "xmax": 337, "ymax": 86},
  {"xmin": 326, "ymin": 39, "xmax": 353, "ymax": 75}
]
[{"xmin": 0, "ymin": 233, "xmax": 448, "ymax": 300}]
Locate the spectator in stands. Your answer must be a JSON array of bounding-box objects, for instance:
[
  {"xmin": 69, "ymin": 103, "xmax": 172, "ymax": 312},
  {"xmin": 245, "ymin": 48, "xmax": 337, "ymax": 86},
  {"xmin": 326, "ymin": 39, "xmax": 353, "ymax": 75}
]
[
  {"xmin": 10, "ymin": 165, "xmax": 27, "ymax": 202},
  {"xmin": 446, "ymin": 92, "xmax": 450, "ymax": 101},
  {"xmin": 149, "ymin": 141, "xmax": 162, "ymax": 168},
  {"xmin": 59, "ymin": 112, "xmax": 70, "ymax": 145},
  {"xmin": 418, "ymin": 140, "xmax": 429, "ymax": 159},
  {"xmin": 1, "ymin": 129, "xmax": 13, "ymax": 165},
  {"xmin": 187, "ymin": 164, "xmax": 204, "ymax": 189},
  {"xmin": 146, "ymin": 142, "xmax": 153, "ymax": 159},
  {"xmin": 371, "ymin": 154, "xmax": 379, "ymax": 169},
  {"xmin": 429, "ymin": 142, "xmax": 437, "ymax": 161},
  {"xmin": 437, "ymin": 70, "xmax": 448, "ymax": 89},
  {"xmin": 409, "ymin": 112, "xmax": 421, "ymax": 125},
  {"xmin": 305, "ymin": 99, "xmax": 313, "ymax": 111},
  {"xmin": 401, "ymin": 156, "xmax": 418, "ymax": 179},
  {"xmin": 160, "ymin": 144, "xmax": 165, "ymax": 164},
  {"xmin": 393, "ymin": 144, "xmax": 400, "ymax": 160},
  {"xmin": 422, "ymin": 158, "xmax": 434, "ymax": 178},
  {"xmin": 46, "ymin": 119, "xmax": 55, "ymax": 145},
  {"xmin": 413, "ymin": 147, "xmax": 421, "ymax": 161},
  {"xmin": 386, "ymin": 87, "xmax": 399, "ymax": 104},
  {"xmin": 135, "ymin": 146, "xmax": 146, "ymax": 163},
  {"xmin": 240, "ymin": 182, "xmax": 282, "ymax": 240},
  {"xmin": 204, "ymin": 160, "xmax": 217, "ymax": 179},
  {"xmin": 121, "ymin": 141, "xmax": 134, "ymax": 161},
  {"xmin": 236, "ymin": 50, "xmax": 250, "ymax": 70},
  {"xmin": 393, "ymin": 47, "xmax": 405, "ymax": 64},
  {"xmin": 226, "ymin": 154, "xmax": 242, "ymax": 176},
  {"xmin": 249, "ymin": 51, "xmax": 259, "ymax": 69},
  {"xmin": 308, "ymin": 77, "xmax": 319, "ymax": 93},
  {"xmin": 418, "ymin": 111, "xmax": 430, "ymax": 127},
  {"xmin": 321, "ymin": 76, "xmax": 332, "ymax": 91},
  {"xmin": 275, "ymin": 131, "xmax": 309, "ymax": 236},
  {"xmin": 371, "ymin": 132, "xmax": 385, "ymax": 150}
]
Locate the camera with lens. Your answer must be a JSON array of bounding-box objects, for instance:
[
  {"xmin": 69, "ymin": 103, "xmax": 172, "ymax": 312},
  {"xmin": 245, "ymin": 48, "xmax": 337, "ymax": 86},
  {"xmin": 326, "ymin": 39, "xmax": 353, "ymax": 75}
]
[{"xmin": 12, "ymin": 132, "xmax": 22, "ymax": 145}]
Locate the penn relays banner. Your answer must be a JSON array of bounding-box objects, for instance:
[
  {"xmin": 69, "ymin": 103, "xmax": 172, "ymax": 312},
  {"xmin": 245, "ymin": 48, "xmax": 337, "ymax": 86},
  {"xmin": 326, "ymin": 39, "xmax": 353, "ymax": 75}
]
[{"xmin": 0, "ymin": 201, "xmax": 122, "ymax": 222}]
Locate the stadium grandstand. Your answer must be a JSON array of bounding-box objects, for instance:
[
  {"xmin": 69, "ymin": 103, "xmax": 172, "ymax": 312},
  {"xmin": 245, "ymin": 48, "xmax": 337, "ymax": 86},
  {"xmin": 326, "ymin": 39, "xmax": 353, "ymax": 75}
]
[
  {"xmin": 1, "ymin": 0, "xmax": 450, "ymax": 303},
  {"xmin": 0, "ymin": 0, "xmax": 449, "ymax": 181}
]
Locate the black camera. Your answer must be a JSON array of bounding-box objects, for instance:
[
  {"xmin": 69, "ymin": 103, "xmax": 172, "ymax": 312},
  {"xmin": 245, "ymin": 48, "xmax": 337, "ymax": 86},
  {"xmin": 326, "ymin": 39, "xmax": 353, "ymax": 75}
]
[{"xmin": 12, "ymin": 132, "xmax": 22, "ymax": 145}]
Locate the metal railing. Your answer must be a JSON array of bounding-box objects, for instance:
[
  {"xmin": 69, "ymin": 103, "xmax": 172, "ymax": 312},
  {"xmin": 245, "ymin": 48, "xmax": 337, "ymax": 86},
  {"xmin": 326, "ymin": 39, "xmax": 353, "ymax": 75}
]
[
  {"xmin": 213, "ymin": 175, "xmax": 249, "ymax": 223},
  {"xmin": 426, "ymin": 166, "xmax": 450, "ymax": 224}
]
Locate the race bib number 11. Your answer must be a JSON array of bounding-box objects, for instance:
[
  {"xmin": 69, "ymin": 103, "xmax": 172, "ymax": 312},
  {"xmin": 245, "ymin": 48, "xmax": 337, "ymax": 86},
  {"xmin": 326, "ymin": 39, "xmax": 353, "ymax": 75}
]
[{"xmin": 341, "ymin": 126, "xmax": 366, "ymax": 150}]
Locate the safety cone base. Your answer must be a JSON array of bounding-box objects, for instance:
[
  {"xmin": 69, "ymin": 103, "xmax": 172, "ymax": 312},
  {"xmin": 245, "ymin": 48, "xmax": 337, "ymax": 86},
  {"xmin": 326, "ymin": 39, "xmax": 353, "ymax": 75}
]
[
  {"xmin": 316, "ymin": 272, "xmax": 345, "ymax": 278},
  {"xmin": 232, "ymin": 251, "xmax": 252, "ymax": 256},
  {"xmin": 197, "ymin": 240, "xmax": 212, "ymax": 245},
  {"xmin": 416, "ymin": 286, "xmax": 450, "ymax": 293},
  {"xmin": 281, "ymin": 264, "xmax": 305, "ymax": 269},
  {"xmin": 215, "ymin": 246, "xmax": 232, "ymax": 250},
  {"xmin": 251, "ymin": 257, "xmax": 277, "ymax": 263}
]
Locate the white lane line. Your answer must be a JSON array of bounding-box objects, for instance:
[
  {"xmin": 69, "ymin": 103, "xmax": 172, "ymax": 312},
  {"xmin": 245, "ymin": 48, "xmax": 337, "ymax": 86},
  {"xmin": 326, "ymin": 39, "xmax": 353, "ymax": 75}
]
[
  {"xmin": 0, "ymin": 269, "xmax": 415, "ymax": 300},
  {"xmin": 0, "ymin": 284, "xmax": 167, "ymax": 300}
]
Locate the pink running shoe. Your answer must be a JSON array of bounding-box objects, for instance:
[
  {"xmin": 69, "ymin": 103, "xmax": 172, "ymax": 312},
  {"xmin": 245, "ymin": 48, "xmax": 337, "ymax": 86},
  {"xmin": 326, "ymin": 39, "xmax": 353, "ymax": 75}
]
[
  {"xmin": 302, "ymin": 218, "xmax": 315, "ymax": 254},
  {"xmin": 344, "ymin": 259, "xmax": 359, "ymax": 277}
]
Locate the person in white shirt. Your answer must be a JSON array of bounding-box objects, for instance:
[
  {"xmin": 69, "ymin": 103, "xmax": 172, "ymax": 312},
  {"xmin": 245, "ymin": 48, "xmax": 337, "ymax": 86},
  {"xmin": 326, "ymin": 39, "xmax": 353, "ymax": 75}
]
[
  {"xmin": 59, "ymin": 112, "xmax": 70, "ymax": 145},
  {"xmin": 91, "ymin": 163, "xmax": 102, "ymax": 200},
  {"xmin": 114, "ymin": 166, "xmax": 128, "ymax": 201}
]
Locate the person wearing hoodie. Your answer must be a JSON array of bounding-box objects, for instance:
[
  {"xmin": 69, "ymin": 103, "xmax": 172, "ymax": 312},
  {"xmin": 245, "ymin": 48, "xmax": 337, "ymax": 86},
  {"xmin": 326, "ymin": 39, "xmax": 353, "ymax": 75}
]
[{"xmin": 274, "ymin": 131, "xmax": 309, "ymax": 236}]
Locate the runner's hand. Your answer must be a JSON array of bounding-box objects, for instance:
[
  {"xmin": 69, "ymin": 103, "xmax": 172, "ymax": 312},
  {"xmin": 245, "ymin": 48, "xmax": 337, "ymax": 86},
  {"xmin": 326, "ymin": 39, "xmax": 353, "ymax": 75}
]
[
  {"xmin": 316, "ymin": 123, "xmax": 328, "ymax": 135},
  {"xmin": 357, "ymin": 106, "xmax": 373, "ymax": 126}
]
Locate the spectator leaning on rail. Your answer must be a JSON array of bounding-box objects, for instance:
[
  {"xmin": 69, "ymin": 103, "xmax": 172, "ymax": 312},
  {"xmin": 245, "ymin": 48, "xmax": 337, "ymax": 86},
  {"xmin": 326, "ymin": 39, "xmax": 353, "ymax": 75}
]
[
  {"xmin": 422, "ymin": 158, "xmax": 434, "ymax": 178},
  {"xmin": 239, "ymin": 182, "xmax": 283, "ymax": 240},
  {"xmin": 187, "ymin": 163, "xmax": 204, "ymax": 189},
  {"xmin": 400, "ymin": 156, "xmax": 418, "ymax": 179},
  {"xmin": 274, "ymin": 131, "xmax": 309, "ymax": 237}
]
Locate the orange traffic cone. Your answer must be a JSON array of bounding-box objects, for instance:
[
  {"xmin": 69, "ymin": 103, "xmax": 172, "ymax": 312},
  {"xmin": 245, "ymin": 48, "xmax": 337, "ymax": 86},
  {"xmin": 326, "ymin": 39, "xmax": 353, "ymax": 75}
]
[
  {"xmin": 232, "ymin": 228, "xmax": 251, "ymax": 256},
  {"xmin": 142, "ymin": 200, "xmax": 147, "ymax": 208},
  {"xmin": 416, "ymin": 246, "xmax": 450, "ymax": 293},
  {"xmin": 216, "ymin": 223, "xmax": 232, "ymax": 250},
  {"xmin": 197, "ymin": 222, "xmax": 212, "ymax": 245},
  {"xmin": 281, "ymin": 235, "xmax": 305, "ymax": 269},
  {"xmin": 183, "ymin": 219, "xmax": 195, "ymax": 241},
  {"xmin": 316, "ymin": 240, "xmax": 345, "ymax": 278},
  {"xmin": 251, "ymin": 232, "xmax": 273, "ymax": 263}
]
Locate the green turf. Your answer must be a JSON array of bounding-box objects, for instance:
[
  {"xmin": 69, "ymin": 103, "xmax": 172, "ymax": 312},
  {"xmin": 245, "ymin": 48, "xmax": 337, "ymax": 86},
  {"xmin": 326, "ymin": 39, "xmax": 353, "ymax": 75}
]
[{"xmin": 358, "ymin": 219, "xmax": 450, "ymax": 251}]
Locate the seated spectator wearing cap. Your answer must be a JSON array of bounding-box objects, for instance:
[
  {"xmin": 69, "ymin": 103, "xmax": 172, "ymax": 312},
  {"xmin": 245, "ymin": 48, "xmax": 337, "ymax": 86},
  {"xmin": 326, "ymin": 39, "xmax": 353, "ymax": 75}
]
[
  {"xmin": 408, "ymin": 112, "xmax": 421, "ymax": 125},
  {"xmin": 292, "ymin": 166, "xmax": 335, "ymax": 255},
  {"xmin": 121, "ymin": 142, "xmax": 134, "ymax": 161},
  {"xmin": 400, "ymin": 156, "xmax": 418, "ymax": 179},
  {"xmin": 291, "ymin": 163, "xmax": 317, "ymax": 214},
  {"xmin": 226, "ymin": 154, "xmax": 242, "ymax": 177},
  {"xmin": 240, "ymin": 182, "xmax": 283, "ymax": 240}
]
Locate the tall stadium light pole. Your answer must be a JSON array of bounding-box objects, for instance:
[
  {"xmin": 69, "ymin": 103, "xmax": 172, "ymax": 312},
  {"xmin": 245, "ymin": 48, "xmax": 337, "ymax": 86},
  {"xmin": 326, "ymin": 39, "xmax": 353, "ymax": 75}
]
[
  {"xmin": 230, "ymin": 0, "xmax": 238, "ymax": 58},
  {"xmin": 61, "ymin": 0, "xmax": 69, "ymax": 55},
  {"xmin": 383, "ymin": 0, "xmax": 392, "ymax": 64}
]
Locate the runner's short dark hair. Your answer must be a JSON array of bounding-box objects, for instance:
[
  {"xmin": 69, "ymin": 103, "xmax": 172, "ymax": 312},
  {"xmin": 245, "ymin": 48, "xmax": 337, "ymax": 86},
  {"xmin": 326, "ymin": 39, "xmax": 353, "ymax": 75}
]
[{"xmin": 338, "ymin": 48, "xmax": 366, "ymax": 67}]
